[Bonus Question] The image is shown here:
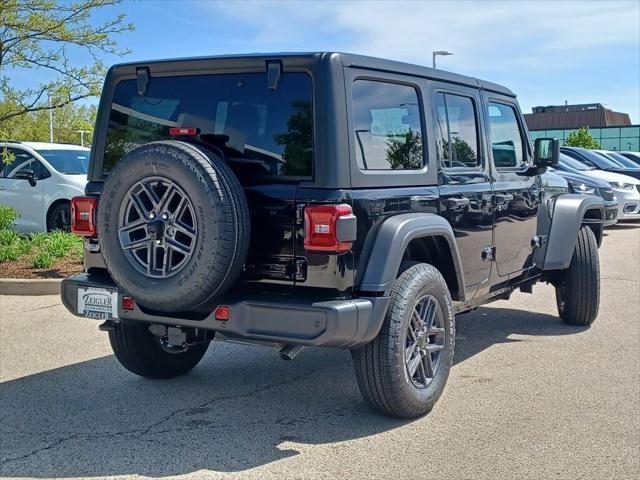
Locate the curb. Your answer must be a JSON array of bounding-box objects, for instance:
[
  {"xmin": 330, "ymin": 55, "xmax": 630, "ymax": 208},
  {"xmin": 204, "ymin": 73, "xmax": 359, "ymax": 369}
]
[{"xmin": 0, "ymin": 278, "xmax": 62, "ymax": 296}]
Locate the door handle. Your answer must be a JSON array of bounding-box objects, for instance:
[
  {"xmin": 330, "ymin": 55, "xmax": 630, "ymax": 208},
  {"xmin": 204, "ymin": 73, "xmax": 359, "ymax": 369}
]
[
  {"xmin": 494, "ymin": 194, "xmax": 514, "ymax": 205},
  {"xmin": 445, "ymin": 197, "xmax": 470, "ymax": 209}
]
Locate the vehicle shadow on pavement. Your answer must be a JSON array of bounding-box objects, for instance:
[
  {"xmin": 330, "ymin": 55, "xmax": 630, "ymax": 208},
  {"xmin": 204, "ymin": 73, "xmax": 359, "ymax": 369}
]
[{"xmin": 0, "ymin": 307, "xmax": 583, "ymax": 478}]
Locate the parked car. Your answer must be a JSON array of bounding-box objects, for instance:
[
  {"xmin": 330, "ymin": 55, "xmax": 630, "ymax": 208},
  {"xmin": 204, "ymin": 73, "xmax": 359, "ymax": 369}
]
[
  {"xmin": 61, "ymin": 52, "xmax": 604, "ymax": 419},
  {"xmin": 0, "ymin": 142, "xmax": 89, "ymax": 232},
  {"xmin": 560, "ymin": 146, "xmax": 640, "ymax": 180},
  {"xmin": 556, "ymin": 153, "xmax": 640, "ymax": 221},
  {"xmin": 619, "ymin": 151, "xmax": 640, "ymax": 166},
  {"xmin": 549, "ymin": 167, "xmax": 618, "ymax": 226}
]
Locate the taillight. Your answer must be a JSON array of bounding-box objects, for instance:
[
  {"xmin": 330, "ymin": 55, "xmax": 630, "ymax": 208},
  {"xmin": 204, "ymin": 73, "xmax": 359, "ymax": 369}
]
[
  {"xmin": 304, "ymin": 204, "xmax": 356, "ymax": 253},
  {"xmin": 71, "ymin": 196, "xmax": 97, "ymax": 236}
]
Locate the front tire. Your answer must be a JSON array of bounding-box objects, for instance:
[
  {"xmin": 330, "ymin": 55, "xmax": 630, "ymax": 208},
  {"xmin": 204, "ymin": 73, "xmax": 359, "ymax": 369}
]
[
  {"xmin": 555, "ymin": 225, "xmax": 600, "ymax": 326},
  {"xmin": 108, "ymin": 322, "xmax": 210, "ymax": 379},
  {"xmin": 352, "ymin": 263, "xmax": 455, "ymax": 419}
]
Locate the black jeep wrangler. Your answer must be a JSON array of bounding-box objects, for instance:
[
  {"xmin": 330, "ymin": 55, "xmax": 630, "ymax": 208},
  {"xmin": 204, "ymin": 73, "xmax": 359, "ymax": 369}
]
[{"xmin": 62, "ymin": 52, "xmax": 604, "ymax": 419}]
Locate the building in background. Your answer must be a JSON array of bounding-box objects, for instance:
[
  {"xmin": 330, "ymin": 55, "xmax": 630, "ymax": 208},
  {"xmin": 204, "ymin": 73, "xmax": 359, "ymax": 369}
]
[{"xmin": 525, "ymin": 103, "xmax": 639, "ymax": 152}]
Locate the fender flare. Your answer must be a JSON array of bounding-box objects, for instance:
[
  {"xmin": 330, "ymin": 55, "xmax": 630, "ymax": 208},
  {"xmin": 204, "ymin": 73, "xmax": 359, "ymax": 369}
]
[
  {"xmin": 542, "ymin": 194, "xmax": 604, "ymax": 270},
  {"xmin": 357, "ymin": 213, "xmax": 466, "ymax": 299}
]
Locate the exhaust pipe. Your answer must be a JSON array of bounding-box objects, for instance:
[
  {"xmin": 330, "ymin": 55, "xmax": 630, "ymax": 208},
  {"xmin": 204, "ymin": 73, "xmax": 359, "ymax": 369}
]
[{"xmin": 279, "ymin": 344, "xmax": 304, "ymax": 361}]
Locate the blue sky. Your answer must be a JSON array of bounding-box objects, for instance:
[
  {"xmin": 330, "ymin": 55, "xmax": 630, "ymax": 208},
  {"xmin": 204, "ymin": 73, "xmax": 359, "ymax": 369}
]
[{"xmin": 31, "ymin": 0, "xmax": 640, "ymax": 122}]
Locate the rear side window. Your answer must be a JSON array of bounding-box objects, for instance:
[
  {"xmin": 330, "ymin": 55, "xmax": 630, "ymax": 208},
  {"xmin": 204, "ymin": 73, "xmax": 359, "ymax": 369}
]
[
  {"xmin": 487, "ymin": 102, "xmax": 525, "ymax": 168},
  {"xmin": 104, "ymin": 72, "xmax": 313, "ymax": 178},
  {"xmin": 352, "ymin": 80, "xmax": 424, "ymax": 170},
  {"xmin": 433, "ymin": 93, "xmax": 479, "ymax": 168}
]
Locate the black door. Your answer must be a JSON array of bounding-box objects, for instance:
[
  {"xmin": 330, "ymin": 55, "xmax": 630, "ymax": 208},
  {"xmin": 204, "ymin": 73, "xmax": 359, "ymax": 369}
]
[
  {"xmin": 483, "ymin": 98, "xmax": 541, "ymax": 277},
  {"xmin": 432, "ymin": 88, "xmax": 494, "ymax": 291}
]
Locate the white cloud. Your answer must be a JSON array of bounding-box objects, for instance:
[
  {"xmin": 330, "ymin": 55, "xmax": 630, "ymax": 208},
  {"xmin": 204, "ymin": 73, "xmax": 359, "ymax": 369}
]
[
  {"xmin": 199, "ymin": 0, "xmax": 640, "ymax": 120},
  {"xmin": 203, "ymin": 0, "xmax": 639, "ymax": 70}
]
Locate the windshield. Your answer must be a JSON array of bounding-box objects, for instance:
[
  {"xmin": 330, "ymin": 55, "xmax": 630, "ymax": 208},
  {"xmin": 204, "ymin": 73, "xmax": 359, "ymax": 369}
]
[
  {"xmin": 37, "ymin": 149, "xmax": 89, "ymax": 174},
  {"xmin": 104, "ymin": 71, "xmax": 313, "ymax": 178},
  {"xmin": 558, "ymin": 153, "xmax": 594, "ymax": 171},
  {"xmin": 597, "ymin": 151, "xmax": 639, "ymax": 169},
  {"xmin": 575, "ymin": 149, "xmax": 625, "ymax": 169}
]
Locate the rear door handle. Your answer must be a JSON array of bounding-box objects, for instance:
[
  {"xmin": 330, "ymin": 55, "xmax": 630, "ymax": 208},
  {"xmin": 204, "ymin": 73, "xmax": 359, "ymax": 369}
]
[{"xmin": 445, "ymin": 197, "xmax": 470, "ymax": 209}]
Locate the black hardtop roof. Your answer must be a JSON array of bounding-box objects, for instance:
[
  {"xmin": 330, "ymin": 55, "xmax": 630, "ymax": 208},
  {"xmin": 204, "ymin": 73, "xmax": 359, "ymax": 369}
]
[{"xmin": 112, "ymin": 51, "xmax": 515, "ymax": 97}]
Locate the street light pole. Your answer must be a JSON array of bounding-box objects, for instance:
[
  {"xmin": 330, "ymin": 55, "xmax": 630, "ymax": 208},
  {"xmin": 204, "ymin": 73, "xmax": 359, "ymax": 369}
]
[
  {"xmin": 49, "ymin": 107, "xmax": 54, "ymax": 142},
  {"xmin": 76, "ymin": 130, "xmax": 90, "ymax": 147},
  {"xmin": 432, "ymin": 50, "xmax": 454, "ymax": 69}
]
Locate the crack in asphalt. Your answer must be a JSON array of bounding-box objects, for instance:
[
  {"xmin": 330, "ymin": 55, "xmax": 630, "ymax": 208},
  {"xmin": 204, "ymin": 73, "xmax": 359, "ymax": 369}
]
[
  {"xmin": 0, "ymin": 362, "xmax": 340, "ymax": 466},
  {"xmin": 601, "ymin": 276, "xmax": 639, "ymax": 283},
  {"xmin": 11, "ymin": 303, "xmax": 61, "ymax": 314}
]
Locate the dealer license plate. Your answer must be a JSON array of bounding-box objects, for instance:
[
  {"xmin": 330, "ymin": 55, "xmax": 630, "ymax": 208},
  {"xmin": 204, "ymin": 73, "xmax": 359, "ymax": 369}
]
[{"xmin": 77, "ymin": 287, "xmax": 119, "ymax": 320}]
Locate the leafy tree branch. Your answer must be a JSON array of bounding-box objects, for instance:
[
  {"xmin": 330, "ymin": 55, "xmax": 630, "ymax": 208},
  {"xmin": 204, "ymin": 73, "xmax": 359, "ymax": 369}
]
[{"xmin": 0, "ymin": 0, "xmax": 133, "ymax": 123}]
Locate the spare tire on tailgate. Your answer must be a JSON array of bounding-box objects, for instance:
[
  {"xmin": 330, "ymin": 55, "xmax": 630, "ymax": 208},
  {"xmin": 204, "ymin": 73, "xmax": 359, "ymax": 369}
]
[{"xmin": 98, "ymin": 141, "xmax": 250, "ymax": 313}]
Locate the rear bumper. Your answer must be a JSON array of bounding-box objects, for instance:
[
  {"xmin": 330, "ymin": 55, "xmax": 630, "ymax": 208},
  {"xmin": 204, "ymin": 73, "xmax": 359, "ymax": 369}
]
[{"xmin": 61, "ymin": 274, "xmax": 390, "ymax": 348}]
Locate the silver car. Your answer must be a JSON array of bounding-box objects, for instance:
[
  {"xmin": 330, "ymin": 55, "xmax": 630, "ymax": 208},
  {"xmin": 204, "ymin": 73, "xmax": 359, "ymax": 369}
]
[{"xmin": 556, "ymin": 153, "xmax": 640, "ymax": 221}]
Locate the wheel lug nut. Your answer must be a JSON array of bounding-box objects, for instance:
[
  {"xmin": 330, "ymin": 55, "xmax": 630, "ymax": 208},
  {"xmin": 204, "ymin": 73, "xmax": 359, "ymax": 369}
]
[
  {"xmin": 149, "ymin": 213, "xmax": 155, "ymax": 219},
  {"xmin": 161, "ymin": 214, "xmax": 168, "ymax": 220},
  {"xmin": 155, "ymin": 239, "xmax": 161, "ymax": 244}
]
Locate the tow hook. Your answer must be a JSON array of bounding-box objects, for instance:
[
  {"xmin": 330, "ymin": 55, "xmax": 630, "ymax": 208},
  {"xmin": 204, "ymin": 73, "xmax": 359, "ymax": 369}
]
[{"xmin": 98, "ymin": 320, "xmax": 117, "ymax": 332}]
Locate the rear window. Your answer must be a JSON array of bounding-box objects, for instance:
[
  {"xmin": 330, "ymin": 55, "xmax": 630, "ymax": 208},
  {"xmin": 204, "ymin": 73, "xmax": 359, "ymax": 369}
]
[{"xmin": 103, "ymin": 72, "xmax": 313, "ymax": 177}]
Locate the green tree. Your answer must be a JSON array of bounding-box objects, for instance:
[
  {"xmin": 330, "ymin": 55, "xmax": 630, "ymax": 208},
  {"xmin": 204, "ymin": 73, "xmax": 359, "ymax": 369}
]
[
  {"xmin": 565, "ymin": 127, "xmax": 601, "ymax": 149},
  {"xmin": 274, "ymin": 99, "xmax": 313, "ymax": 176},
  {"xmin": 0, "ymin": 0, "xmax": 133, "ymax": 124},
  {"xmin": 0, "ymin": 101, "xmax": 97, "ymax": 145},
  {"xmin": 386, "ymin": 129, "xmax": 423, "ymax": 169}
]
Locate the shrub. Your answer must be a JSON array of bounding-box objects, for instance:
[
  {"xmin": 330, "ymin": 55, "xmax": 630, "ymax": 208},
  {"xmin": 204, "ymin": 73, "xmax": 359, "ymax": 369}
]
[
  {"xmin": 31, "ymin": 251, "xmax": 55, "ymax": 269},
  {"xmin": 0, "ymin": 205, "xmax": 17, "ymax": 231},
  {"xmin": 0, "ymin": 214, "xmax": 83, "ymax": 268}
]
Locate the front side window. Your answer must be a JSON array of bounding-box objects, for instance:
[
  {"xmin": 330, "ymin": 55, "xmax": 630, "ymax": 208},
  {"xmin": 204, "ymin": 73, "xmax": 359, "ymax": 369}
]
[
  {"xmin": 352, "ymin": 80, "xmax": 424, "ymax": 170},
  {"xmin": 4, "ymin": 149, "xmax": 50, "ymax": 180},
  {"xmin": 433, "ymin": 93, "xmax": 479, "ymax": 168},
  {"xmin": 487, "ymin": 102, "xmax": 525, "ymax": 168},
  {"xmin": 104, "ymin": 72, "xmax": 313, "ymax": 177}
]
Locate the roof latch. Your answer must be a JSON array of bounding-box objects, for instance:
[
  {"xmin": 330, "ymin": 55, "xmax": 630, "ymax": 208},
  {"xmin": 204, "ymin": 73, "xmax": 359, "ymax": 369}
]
[
  {"xmin": 136, "ymin": 67, "xmax": 150, "ymax": 96},
  {"xmin": 266, "ymin": 60, "xmax": 282, "ymax": 91}
]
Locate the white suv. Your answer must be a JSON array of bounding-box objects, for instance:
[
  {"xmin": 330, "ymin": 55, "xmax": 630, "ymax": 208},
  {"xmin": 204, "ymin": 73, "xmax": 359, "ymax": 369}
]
[{"xmin": 0, "ymin": 142, "xmax": 89, "ymax": 232}]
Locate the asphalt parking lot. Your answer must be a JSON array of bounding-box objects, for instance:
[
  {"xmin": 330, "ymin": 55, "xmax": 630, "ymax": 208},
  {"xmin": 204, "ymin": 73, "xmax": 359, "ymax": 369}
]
[{"xmin": 1, "ymin": 225, "xmax": 638, "ymax": 480}]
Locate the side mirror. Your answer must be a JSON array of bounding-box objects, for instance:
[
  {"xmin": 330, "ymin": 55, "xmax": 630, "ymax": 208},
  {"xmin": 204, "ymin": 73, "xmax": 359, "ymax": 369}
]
[
  {"xmin": 14, "ymin": 169, "xmax": 37, "ymax": 187},
  {"xmin": 534, "ymin": 138, "xmax": 559, "ymax": 168}
]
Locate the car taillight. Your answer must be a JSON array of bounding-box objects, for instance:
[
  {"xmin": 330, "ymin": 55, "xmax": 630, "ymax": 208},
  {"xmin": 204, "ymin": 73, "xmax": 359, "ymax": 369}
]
[
  {"xmin": 304, "ymin": 204, "xmax": 356, "ymax": 253},
  {"xmin": 71, "ymin": 196, "xmax": 97, "ymax": 236}
]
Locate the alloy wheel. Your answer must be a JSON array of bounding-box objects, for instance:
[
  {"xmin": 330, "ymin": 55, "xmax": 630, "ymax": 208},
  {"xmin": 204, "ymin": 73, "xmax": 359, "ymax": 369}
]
[
  {"xmin": 405, "ymin": 295, "xmax": 446, "ymax": 388},
  {"xmin": 118, "ymin": 176, "xmax": 197, "ymax": 278}
]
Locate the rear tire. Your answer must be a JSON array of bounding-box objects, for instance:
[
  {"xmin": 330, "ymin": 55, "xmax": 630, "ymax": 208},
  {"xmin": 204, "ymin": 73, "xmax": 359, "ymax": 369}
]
[
  {"xmin": 352, "ymin": 263, "xmax": 455, "ymax": 419},
  {"xmin": 555, "ymin": 225, "xmax": 600, "ymax": 326},
  {"xmin": 47, "ymin": 202, "xmax": 71, "ymax": 232},
  {"xmin": 108, "ymin": 323, "xmax": 210, "ymax": 379}
]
